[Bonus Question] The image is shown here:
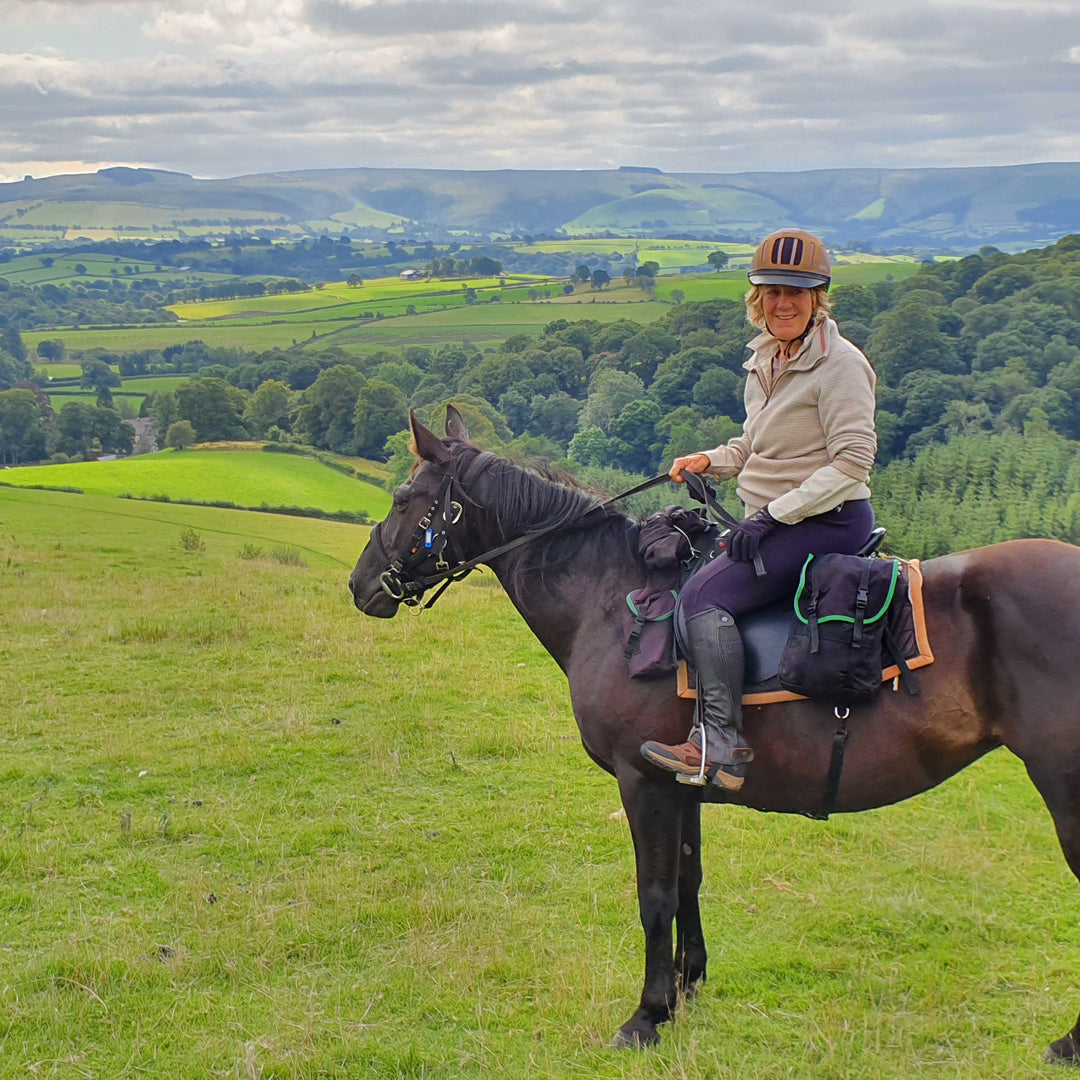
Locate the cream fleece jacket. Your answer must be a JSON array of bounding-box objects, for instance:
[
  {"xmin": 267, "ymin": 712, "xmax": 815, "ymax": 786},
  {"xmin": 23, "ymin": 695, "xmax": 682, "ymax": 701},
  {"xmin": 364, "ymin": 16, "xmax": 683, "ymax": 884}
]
[{"xmin": 703, "ymin": 315, "xmax": 876, "ymax": 524}]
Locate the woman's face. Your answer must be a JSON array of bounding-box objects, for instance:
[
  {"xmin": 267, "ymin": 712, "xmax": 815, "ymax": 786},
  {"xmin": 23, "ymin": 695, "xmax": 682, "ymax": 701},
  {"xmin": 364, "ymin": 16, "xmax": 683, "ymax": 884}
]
[{"xmin": 762, "ymin": 285, "xmax": 814, "ymax": 343}]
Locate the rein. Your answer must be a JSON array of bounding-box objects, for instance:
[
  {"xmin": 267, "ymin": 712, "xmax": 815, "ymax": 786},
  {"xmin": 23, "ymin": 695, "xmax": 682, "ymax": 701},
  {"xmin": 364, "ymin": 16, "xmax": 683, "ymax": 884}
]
[{"xmin": 375, "ymin": 454, "xmax": 673, "ymax": 612}]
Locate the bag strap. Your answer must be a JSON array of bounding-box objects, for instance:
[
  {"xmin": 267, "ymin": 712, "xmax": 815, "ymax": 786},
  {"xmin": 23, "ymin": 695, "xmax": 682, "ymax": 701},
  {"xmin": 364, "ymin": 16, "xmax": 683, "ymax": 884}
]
[
  {"xmin": 883, "ymin": 624, "xmax": 920, "ymax": 696},
  {"xmin": 851, "ymin": 559, "xmax": 872, "ymax": 649}
]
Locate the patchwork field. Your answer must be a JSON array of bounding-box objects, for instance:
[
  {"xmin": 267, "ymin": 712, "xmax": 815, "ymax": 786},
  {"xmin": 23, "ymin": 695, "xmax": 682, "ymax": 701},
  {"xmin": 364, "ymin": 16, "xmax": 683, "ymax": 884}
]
[
  {"xmin": 15, "ymin": 252, "xmax": 927, "ymax": 371},
  {"xmin": 0, "ymin": 481, "xmax": 1076, "ymax": 1078},
  {"xmin": 1, "ymin": 448, "xmax": 391, "ymax": 519}
]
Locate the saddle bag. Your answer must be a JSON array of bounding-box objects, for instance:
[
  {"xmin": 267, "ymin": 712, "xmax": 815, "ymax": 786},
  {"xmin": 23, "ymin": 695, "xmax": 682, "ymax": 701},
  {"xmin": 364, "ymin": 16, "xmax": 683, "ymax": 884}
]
[
  {"xmin": 778, "ymin": 553, "xmax": 904, "ymax": 704},
  {"xmin": 624, "ymin": 588, "xmax": 679, "ymax": 678},
  {"xmin": 624, "ymin": 505, "xmax": 716, "ymax": 680}
]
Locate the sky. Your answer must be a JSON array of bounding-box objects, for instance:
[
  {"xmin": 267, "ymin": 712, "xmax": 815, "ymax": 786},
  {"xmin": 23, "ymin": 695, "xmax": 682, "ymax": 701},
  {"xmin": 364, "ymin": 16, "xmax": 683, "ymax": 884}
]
[{"xmin": 2, "ymin": 0, "xmax": 1080, "ymax": 184}]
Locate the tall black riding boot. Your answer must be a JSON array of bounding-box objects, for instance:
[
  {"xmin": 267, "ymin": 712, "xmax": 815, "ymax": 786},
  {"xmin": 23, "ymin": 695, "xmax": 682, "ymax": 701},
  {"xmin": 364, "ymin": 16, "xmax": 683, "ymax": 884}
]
[{"xmin": 640, "ymin": 606, "xmax": 754, "ymax": 790}]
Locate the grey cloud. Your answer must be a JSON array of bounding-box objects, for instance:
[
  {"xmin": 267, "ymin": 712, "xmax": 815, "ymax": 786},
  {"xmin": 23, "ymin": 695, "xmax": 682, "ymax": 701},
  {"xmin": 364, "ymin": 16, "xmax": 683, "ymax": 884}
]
[
  {"xmin": 305, "ymin": 0, "xmax": 584, "ymax": 36},
  {"xmin": 3, "ymin": 0, "xmax": 1080, "ymax": 179}
]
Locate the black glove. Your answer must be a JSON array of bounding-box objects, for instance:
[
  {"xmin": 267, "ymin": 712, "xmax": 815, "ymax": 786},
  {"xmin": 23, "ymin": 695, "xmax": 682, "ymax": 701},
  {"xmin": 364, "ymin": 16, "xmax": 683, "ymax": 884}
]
[{"xmin": 727, "ymin": 508, "xmax": 779, "ymax": 563}]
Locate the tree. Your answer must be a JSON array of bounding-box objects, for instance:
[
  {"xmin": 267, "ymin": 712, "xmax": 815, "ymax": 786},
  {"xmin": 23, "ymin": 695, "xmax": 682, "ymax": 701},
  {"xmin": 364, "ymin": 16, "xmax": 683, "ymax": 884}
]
[
  {"xmin": 0, "ymin": 347, "xmax": 33, "ymax": 389},
  {"xmin": 53, "ymin": 402, "xmax": 133, "ymax": 458},
  {"xmin": 608, "ymin": 398, "xmax": 663, "ymax": 473},
  {"xmin": 707, "ymin": 251, "xmax": 729, "ymax": 272},
  {"xmin": 175, "ymin": 377, "xmax": 249, "ymax": 442},
  {"xmin": 0, "ymin": 388, "xmax": 46, "ymax": 464},
  {"xmin": 691, "ymin": 366, "xmax": 742, "ymax": 419},
  {"xmin": 80, "ymin": 358, "xmax": 121, "ymax": 405},
  {"xmin": 36, "ymin": 339, "xmax": 65, "ymax": 363},
  {"xmin": 567, "ymin": 426, "xmax": 610, "ymax": 467},
  {"xmin": 830, "ymin": 284, "xmax": 877, "ymax": 326},
  {"xmin": 165, "ymin": 420, "xmax": 197, "ymax": 450},
  {"xmin": 579, "ymin": 369, "xmax": 646, "ymax": 432},
  {"xmin": 869, "ymin": 301, "xmax": 963, "ymax": 385},
  {"xmin": 573, "ymin": 264, "xmax": 591, "ymax": 283},
  {"xmin": 347, "ymin": 274, "xmax": 364, "ymax": 287},
  {"xmin": 1, "ymin": 326, "xmax": 26, "ymax": 364},
  {"xmin": 243, "ymin": 379, "xmax": 295, "ymax": 439},
  {"xmin": 590, "ymin": 269, "xmax": 611, "ymax": 290},
  {"xmin": 469, "ymin": 255, "xmax": 502, "ymax": 277},
  {"xmin": 353, "ymin": 379, "xmax": 409, "ymax": 459},
  {"xmin": 147, "ymin": 390, "xmax": 179, "ymax": 441},
  {"xmin": 382, "ymin": 429, "xmax": 416, "ymax": 490},
  {"xmin": 670, "ymin": 289, "xmax": 685, "ymax": 306},
  {"xmin": 295, "ymin": 365, "xmax": 365, "ymax": 451}
]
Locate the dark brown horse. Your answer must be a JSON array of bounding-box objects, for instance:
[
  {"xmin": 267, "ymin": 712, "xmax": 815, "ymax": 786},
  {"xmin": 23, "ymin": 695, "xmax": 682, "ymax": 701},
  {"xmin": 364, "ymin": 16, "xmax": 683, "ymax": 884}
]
[{"xmin": 349, "ymin": 405, "xmax": 1080, "ymax": 1062}]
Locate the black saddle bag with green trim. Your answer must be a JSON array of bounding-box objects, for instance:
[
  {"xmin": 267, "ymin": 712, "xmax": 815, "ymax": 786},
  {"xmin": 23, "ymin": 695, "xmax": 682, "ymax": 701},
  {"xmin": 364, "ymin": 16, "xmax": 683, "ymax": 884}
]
[{"xmin": 778, "ymin": 553, "xmax": 902, "ymax": 704}]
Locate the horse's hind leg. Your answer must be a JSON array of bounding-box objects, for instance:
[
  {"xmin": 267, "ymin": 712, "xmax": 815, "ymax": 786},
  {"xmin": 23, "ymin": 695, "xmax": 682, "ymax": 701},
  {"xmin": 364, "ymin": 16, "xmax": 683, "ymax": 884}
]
[
  {"xmin": 675, "ymin": 795, "xmax": 707, "ymax": 996},
  {"xmin": 1019, "ymin": 756, "xmax": 1080, "ymax": 1063}
]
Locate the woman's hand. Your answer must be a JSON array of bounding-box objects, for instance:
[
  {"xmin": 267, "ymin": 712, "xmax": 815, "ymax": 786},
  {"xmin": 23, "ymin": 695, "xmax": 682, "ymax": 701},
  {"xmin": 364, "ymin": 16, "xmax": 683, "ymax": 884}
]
[
  {"xmin": 669, "ymin": 453, "xmax": 711, "ymax": 482},
  {"xmin": 727, "ymin": 508, "xmax": 779, "ymax": 563}
]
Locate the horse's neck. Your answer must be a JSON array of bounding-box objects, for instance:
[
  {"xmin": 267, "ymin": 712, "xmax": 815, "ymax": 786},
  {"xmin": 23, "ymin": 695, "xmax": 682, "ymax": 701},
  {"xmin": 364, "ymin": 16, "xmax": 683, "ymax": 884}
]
[{"xmin": 486, "ymin": 539, "xmax": 637, "ymax": 673}]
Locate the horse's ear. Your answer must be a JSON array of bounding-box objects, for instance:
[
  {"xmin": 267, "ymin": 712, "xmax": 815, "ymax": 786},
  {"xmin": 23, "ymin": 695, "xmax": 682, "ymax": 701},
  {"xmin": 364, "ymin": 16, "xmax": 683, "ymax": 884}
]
[
  {"xmin": 410, "ymin": 410, "xmax": 451, "ymax": 467},
  {"xmin": 445, "ymin": 404, "xmax": 470, "ymax": 443}
]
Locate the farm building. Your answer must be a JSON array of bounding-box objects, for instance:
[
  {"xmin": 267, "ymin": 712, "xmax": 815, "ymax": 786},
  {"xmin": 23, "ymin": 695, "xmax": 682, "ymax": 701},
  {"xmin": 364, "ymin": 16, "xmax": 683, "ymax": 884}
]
[{"xmin": 399, "ymin": 268, "xmax": 425, "ymax": 280}]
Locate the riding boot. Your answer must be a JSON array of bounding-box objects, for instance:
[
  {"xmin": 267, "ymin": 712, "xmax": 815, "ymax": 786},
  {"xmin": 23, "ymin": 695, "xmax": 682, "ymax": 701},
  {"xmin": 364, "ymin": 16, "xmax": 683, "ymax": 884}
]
[{"xmin": 640, "ymin": 607, "xmax": 754, "ymax": 790}]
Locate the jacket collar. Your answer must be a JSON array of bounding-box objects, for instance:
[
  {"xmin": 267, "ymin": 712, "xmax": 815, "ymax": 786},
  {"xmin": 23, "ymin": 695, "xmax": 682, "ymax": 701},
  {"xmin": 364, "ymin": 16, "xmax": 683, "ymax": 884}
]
[{"xmin": 744, "ymin": 312, "xmax": 834, "ymax": 374}]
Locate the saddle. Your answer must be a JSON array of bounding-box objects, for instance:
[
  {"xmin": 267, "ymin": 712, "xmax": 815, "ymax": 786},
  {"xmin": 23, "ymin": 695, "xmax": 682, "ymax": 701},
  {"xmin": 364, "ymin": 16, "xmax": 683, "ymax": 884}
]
[{"xmin": 674, "ymin": 542, "xmax": 935, "ymax": 705}]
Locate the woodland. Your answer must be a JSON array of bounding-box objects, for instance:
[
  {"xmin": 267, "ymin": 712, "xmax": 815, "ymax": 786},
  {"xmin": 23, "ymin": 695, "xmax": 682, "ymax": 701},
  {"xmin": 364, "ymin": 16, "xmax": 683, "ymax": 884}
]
[{"xmin": 3, "ymin": 234, "xmax": 1080, "ymax": 557}]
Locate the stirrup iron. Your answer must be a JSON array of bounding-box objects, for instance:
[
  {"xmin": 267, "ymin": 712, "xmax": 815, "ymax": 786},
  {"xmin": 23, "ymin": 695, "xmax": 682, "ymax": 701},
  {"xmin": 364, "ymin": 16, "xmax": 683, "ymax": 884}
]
[{"xmin": 675, "ymin": 723, "xmax": 709, "ymax": 787}]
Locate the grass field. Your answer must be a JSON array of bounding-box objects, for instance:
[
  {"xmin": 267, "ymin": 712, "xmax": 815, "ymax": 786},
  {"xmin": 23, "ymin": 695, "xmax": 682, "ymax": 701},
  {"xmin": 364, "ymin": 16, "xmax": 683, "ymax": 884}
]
[
  {"xmin": 21, "ymin": 321, "xmax": 359, "ymax": 354},
  {"xmin": 0, "ymin": 481, "xmax": 1077, "ymax": 1078},
  {"xmin": 16, "ymin": 253, "xmax": 928, "ymax": 365},
  {"xmin": 0, "ymin": 448, "xmax": 391, "ymax": 518},
  {"xmin": 0, "ymin": 251, "xmax": 240, "ymax": 288}
]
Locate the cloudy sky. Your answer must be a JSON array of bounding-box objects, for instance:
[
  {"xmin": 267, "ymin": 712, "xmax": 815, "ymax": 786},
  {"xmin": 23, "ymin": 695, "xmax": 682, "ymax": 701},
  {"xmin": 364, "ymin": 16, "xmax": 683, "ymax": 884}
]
[{"xmin": 2, "ymin": 0, "xmax": 1080, "ymax": 183}]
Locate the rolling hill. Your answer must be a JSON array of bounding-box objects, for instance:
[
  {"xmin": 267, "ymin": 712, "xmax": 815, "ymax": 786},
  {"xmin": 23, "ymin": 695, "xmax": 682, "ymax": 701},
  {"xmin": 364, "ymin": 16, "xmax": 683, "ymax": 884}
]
[{"xmin": 3, "ymin": 162, "xmax": 1080, "ymax": 249}]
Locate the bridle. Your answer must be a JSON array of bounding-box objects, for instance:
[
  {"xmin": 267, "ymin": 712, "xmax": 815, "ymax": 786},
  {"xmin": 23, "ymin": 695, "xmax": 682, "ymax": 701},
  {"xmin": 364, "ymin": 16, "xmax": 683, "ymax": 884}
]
[
  {"xmin": 369, "ymin": 450, "xmax": 681, "ymax": 614},
  {"xmin": 372, "ymin": 468, "xmax": 471, "ymax": 612}
]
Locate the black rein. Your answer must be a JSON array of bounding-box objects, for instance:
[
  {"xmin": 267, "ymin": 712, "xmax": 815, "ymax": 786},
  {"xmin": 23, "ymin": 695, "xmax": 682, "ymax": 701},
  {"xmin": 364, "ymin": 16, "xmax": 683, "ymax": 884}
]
[{"xmin": 375, "ymin": 453, "xmax": 674, "ymax": 612}]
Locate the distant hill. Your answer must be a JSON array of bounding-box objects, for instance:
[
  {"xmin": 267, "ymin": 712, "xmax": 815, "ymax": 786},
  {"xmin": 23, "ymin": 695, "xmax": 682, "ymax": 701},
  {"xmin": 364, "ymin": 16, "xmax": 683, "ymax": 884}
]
[{"xmin": 4, "ymin": 162, "xmax": 1080, "ymax": 249}]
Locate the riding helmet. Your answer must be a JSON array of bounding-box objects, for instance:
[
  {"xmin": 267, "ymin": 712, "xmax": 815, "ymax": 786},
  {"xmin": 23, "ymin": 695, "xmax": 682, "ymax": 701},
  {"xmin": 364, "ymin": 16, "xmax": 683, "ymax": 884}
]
[{"xmin": 748, "ymin": 229, "xmax": 831, "ymax": 289}]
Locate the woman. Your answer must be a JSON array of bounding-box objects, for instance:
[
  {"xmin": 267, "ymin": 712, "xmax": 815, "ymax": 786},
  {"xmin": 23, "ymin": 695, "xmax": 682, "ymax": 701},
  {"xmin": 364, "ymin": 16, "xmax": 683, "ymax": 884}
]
[{"xmin": 640, "ymin": 228, "xmax": 877, "ymax": 791}]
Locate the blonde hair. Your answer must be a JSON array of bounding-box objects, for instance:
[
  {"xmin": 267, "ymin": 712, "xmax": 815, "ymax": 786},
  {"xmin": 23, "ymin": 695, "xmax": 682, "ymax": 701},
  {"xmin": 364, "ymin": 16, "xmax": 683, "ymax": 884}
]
[{"xmin": 744, "ymin": 284, "xmax": 832, "ymax": 331}]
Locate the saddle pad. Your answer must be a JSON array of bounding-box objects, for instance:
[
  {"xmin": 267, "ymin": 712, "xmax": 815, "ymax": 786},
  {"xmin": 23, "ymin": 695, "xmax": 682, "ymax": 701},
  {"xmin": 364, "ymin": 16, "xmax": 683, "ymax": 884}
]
[{"xmin": 676, "ymin": 559, "xmax": 935, "ymax": 705}]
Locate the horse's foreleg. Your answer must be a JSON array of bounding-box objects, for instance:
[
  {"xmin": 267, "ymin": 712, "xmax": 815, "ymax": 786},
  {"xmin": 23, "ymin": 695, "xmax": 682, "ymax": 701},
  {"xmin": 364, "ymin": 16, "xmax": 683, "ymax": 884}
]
[
  {"xmin": 675, "ymin": 795, "xmax": 707, "ymax": 996},
  {"xmin": 611, "ymin": 770, "xmax": 687, "ymax": 1049}
]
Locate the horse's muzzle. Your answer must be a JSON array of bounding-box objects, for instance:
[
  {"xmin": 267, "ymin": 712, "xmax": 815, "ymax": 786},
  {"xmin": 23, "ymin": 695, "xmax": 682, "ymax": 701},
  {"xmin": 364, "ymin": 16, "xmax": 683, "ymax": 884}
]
[{"xmin": 349, "ymin": 569, "xmax": 401, "ymax": 618}]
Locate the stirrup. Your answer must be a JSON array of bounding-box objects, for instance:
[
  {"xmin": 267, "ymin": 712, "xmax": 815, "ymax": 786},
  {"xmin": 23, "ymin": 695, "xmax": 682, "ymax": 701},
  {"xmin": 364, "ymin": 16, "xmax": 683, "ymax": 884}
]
[{"xmin": 674, "ymin": 724, "xmax": 709, "ymax": 786}]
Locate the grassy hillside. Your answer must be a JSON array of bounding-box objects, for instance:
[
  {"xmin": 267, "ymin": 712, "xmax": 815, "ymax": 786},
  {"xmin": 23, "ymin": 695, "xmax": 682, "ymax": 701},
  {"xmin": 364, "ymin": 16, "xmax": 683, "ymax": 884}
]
[
  {"xmin": 0, "ymin": 448, "xmax": 391, "ymax": 518},
  {"xmin": 0, "ymin": 483, "xmax": 1076, "ymax": 1077},
  {"xmin": 5, "ymin": 162, "xmax": 1080, "ymax": 246}
]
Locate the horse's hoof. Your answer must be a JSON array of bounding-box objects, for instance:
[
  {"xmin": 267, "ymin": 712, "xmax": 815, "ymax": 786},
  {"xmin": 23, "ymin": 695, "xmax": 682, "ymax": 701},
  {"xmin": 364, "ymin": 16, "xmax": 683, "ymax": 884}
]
[
  {"xmin": 1045, "ymin": 1032, "xmax": 1080, "ymax": 1065},
  {"xmin": 610, "ymin": 1024, "xmax": 660, "ymax": 1050}
]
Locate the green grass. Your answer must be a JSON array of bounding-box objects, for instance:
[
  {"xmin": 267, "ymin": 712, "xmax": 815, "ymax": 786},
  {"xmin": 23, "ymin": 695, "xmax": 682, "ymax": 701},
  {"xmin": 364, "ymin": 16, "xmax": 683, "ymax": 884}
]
[
  {"xmin": 0, "ymin": 448, "xmax": 391, "ymax": 518},
  {"xmin": 0, "ymin": 483, "xmax": 1077, "ymax": 1078},
  {"xmin": 0, "ymin": 255, "xmax": 236, "ymax": 288},
  {"xmin": 21, "ymin": 321, "xmax": 357, "ymax": 353},
  {"xmin": 655, "ymin": 261, "xmax": 926, "ymax": 304}
]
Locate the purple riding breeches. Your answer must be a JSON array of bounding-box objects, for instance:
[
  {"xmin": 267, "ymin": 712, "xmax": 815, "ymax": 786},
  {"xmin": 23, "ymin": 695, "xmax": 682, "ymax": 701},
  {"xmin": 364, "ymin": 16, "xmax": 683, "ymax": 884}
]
[{"xmin": 679, "ymin": 500, "xmax": 876, "ymax": 620}]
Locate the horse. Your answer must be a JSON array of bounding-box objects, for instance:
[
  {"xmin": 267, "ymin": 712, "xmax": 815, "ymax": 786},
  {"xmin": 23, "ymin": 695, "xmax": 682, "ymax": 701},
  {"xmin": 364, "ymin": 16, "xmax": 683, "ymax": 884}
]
[{"xmin": 349, "ymin": 405, "xmax": 1080, "ymax": 1062}]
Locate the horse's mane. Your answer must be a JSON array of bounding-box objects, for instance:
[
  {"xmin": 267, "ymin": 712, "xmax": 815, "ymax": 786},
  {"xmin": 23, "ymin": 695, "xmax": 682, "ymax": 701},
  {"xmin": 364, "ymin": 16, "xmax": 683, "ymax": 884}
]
[{"xmin": 447, "ymin": 443, "xmax": 644, "ymax": 587}]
